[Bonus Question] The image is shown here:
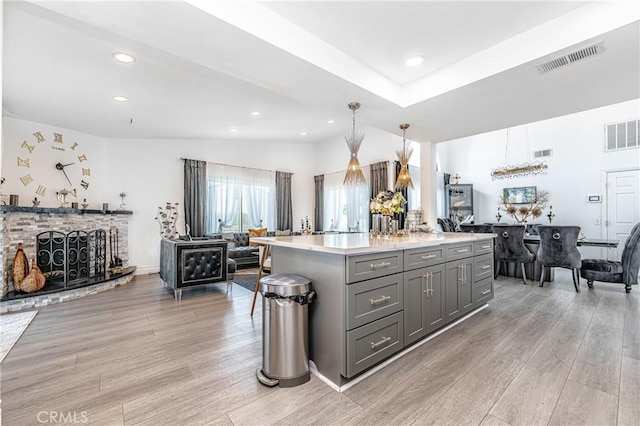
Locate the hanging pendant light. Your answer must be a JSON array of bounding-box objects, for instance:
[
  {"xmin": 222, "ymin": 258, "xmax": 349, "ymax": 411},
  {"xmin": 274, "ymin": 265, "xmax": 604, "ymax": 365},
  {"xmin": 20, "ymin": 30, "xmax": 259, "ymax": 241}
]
[
  {"xmin": 394, "ymin": 123, "xmax": 414, "ymax": 190},
  {"xmin": 343, "ymin": 102, "xmax": 367, "ymax": 186}
]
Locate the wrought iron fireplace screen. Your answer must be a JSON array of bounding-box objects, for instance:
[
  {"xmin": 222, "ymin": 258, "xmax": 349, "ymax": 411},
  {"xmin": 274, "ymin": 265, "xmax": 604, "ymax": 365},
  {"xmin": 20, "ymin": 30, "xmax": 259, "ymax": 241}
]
[{"xmin": 36, "ymin": 230, "xmax": 107, "ymax": 284}]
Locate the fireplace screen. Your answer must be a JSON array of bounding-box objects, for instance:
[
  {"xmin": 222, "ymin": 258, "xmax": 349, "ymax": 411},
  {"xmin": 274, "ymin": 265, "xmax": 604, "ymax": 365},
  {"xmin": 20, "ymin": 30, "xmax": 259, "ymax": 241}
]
[{"xmin": 37, "ymin": 230, "xmax": 107, "ymax": 284}]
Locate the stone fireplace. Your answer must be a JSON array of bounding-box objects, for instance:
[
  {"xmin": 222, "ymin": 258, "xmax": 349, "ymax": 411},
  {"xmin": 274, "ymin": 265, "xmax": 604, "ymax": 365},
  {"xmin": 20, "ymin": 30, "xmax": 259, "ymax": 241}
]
[{"xmin": 1, "ymin": 206, "xmax": 135, "ymax": 312}]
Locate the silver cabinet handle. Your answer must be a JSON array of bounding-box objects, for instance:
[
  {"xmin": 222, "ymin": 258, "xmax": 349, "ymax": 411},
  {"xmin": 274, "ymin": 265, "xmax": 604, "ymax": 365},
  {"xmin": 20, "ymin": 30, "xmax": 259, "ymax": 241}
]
[
  {"xmin": 370, "ymin": 336, "xmax": 391, "ymax": 349},
  {"xmin": 370, "ymin": 295, "xmax": 391, "ymax": 306},
  {"xmin": 481, "ymin": 244, "xmax": 491, "ymax": 249},
  {"xmin": 370, "ymin": 262, "xmax": 391, "ymax": 270},
  {"xmin": 456, "ymin": 248, "xmax": 469, "ymax": 253},
  {"xmin": 421, "ymin": 254, "xmax": 437, "ymax": 259},
  {"xmin": 429, "ymin": 272, "xmax": 433, "ymax": 295},
  {"xmin": 422, "ymin": 272, "xmax": 433, "ymax": 296},
  {"xmin": 481, "ymin": 289, "xmax": 492, "ymax": 295},
  {"xmin": 458, "ymin": 264, "xmax": 464, "ymax": 283},
  {"xmin": 481, "ymin": 265, "xmax": 491, "ymax": 270}
]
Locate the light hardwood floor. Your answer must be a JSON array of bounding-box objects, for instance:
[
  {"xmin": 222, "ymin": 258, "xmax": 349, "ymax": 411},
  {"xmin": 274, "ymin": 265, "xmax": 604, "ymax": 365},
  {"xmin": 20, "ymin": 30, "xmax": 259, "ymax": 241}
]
[{"xmin": 1, "ymin": 270, "xmax": 638, "ymax": 425}]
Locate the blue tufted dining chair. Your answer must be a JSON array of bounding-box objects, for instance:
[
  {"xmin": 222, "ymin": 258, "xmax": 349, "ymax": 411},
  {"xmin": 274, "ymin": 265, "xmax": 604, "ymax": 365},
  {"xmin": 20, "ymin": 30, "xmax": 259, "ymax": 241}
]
[
  {"xmin": 537, "ymin": 225, "xmax": 582, "ymax": 292},
  {"xmin": 491, "ymin": 225, "xmax": 536, "ymax": 285},
  {"xmin": 580, "ymin": 222, "xmax": 640, "ymax": 293}
]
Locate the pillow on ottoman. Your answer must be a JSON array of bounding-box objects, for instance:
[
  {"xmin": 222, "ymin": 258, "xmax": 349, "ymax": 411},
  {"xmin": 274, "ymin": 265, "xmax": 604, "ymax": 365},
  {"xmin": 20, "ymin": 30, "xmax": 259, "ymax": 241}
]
[{"xmin": 248, "ymin": 228, "xmax": 268, "ymax": 246}]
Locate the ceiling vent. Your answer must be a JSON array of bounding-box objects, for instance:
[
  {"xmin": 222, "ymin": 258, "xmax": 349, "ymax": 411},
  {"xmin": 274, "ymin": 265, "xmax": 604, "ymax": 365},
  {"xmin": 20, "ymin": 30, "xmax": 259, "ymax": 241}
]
[
  {"xmin": 535, "ymin": 41, "xmax": 605, "ymax": 74},
  {"xmin": 533, "ymin": 149, "xmax": 553, "ymax": 158}
]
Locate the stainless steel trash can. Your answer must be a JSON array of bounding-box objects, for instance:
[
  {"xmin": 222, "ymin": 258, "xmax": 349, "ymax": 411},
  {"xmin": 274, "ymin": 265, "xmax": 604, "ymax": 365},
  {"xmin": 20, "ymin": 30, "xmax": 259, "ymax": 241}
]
[{"xmin": 256, "ymin": 273, "xmax": 316, "ymax": 388}]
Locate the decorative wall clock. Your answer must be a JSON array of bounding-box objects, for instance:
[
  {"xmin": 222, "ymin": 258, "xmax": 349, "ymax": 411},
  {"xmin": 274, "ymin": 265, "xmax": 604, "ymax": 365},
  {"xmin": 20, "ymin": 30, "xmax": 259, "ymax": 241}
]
[{"xmin": 16, "ymin": 131, "xmax": 91, "ymax": 201}]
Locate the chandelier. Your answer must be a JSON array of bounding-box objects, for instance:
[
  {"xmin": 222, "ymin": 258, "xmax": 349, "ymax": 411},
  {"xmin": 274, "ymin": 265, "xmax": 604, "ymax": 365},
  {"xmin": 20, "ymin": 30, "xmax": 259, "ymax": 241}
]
[
  {"xmin": 394, "ymin": 123, "xmax": 414, "ymax": 190},
  {"xmin": 343, "ymin": 102, "xmax": 367, "ymax": 186},
  {"xmin": 491, "ymin": 127, "xmax": 548, "ymax": 180}
]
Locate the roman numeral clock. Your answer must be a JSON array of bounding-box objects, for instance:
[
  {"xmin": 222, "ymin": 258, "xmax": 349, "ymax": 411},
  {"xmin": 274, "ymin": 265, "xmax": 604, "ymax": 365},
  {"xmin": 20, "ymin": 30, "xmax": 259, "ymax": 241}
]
[{"xmin": 16, "ymin": 131, "xmax": 91, "ymax": 204}]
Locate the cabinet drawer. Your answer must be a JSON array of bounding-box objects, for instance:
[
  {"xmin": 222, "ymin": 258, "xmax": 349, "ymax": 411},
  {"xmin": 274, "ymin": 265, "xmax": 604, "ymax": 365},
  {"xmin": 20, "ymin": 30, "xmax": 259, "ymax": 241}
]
[
  {"xmin": 474, "ymin": 276, "xmax": 494, "ymax": 305},
  {"xmin": 346, "ymin": 312, "xmax": 403, "ymax": 378},
  {"xmin": 346, "ymin": 273, "xmax": 403, "ymax": 330},
  {"xmin": 474, "ymin": 240, "xmax": 494, "ymax": 256},
  {"xmin": 347, "ymin": 251, "xmax": 403, "ymax": 283},
  {"xmin": 404, "ymin": 246, "xmax": 445, "ymax": 270},
  {"xmin": 445, "ymin": 243, "xmax": 474, "ymax": 261},
  {"xmin": 474, "ymin": 253, "xmax": 494, "ymax": 282}
]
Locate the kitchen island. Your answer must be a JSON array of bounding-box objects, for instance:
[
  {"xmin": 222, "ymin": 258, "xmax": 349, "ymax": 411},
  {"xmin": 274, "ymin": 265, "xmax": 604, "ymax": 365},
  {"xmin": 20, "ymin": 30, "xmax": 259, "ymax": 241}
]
[{"xmin": 252, "ymin": 232, "xmax": 495, "ymax": 389}]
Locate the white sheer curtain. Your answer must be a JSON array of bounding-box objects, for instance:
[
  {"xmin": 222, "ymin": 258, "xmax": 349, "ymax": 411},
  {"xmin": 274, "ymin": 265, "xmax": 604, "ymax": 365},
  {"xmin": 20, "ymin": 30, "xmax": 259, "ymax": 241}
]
[
  {"xmin": 323, "ymin": 168, "xmax": 370, "ymax": 232},
  {"xmin": 408, "ymin": 166, "xmax": 421, "ymax": 210},
  {"xmin": 323, "ymin": 172, "xmax": 344, "ymax": 231},
  {"xmin": 206, "ymin": 163, "xmax": 243, "ymax": 233},
  {"xmin": 244, "ymin": 168, "xmax": 276, "ymax": 230}
]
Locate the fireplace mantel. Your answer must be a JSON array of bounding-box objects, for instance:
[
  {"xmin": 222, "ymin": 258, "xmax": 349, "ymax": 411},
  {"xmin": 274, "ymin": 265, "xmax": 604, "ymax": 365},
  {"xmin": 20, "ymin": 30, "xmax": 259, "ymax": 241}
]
[{"xmin": 1, "ymin": 205, "xmax": 132, "ymax": 215}]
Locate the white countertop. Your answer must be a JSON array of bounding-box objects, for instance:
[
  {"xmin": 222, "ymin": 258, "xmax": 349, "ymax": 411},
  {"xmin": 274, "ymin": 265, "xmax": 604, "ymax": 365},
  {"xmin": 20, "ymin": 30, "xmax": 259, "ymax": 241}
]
[{"xmin": 252, "ymin": 232, "xmax": 494, "ymax": 255}]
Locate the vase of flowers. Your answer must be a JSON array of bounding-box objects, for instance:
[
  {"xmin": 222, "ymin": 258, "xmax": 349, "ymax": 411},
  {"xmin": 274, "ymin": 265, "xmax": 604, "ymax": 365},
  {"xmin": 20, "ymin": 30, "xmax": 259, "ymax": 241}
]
[{"xmin": 370, "ymin": 191, "xmax": 406, "ymax": 236}]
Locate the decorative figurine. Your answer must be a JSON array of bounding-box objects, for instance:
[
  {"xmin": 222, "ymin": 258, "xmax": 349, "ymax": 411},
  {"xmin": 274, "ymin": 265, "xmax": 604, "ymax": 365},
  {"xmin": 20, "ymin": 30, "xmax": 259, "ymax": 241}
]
[
  {"xmin": 495, "ymin": 208, "xmax": 502, "ymax": 223},
  {"xmin": 547, "ymin": 205, "xmax": 555, "ymax": 224},
  {"xmin": 56, "ymin": 189, "xmax": 70, "ymax": 208},
  {"xmin": 81, "ymin": 198, "xmax": 89, "ymax": 209},
  {"xmin": 453, "ymin": 174, "xmax": 461, "ymax": 184},
  {"xmin": 301, "ymin": 215, "xmax": 312, "ymax": 235},
  {"xmin": 32, "ymin": 197, "xmax": 41, "ymax": 207}
]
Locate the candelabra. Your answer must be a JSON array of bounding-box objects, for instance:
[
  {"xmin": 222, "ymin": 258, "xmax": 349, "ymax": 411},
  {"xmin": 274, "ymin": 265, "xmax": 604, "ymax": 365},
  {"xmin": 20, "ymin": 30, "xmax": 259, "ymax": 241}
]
[
  {"xmin": 118, "ymin": 192, "xmax": 127, "ymax": 210},
  {"xmin": 495, "ymin": 208, "xmax": 502, "ymax": 223},
  {"xmin": 301, "ymin": 215, "xmax": 312, "ymax": 235}
]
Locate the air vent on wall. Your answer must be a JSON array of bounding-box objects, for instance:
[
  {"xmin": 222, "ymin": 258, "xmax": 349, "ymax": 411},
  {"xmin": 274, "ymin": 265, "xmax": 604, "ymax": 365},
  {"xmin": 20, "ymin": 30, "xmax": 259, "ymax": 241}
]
[
  {"xmin": 533, "ymin": 149, "xmax": 553, "ymax": 158},
  {"xmin": 535, "ymin": 41, "xmax": 605, "ymax": 74}
]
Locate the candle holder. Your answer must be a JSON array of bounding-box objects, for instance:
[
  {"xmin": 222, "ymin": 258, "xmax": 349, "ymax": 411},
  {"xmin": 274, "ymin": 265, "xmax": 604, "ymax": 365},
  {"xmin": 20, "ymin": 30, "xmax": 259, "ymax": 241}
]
[{"xmin": 495, "ymin": 208, "xmax": 502, "ymax": 223}]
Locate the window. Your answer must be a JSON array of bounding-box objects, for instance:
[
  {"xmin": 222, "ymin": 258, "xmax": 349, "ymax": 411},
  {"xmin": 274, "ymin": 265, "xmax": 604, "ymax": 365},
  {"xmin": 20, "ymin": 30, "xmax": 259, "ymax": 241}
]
[
  {"xmin": 323, "ymin": 169, "xmax": 369, "ymax": 232},
  {"xmin": 205, "ymin": 164, "xmax": 276, "ymax": 233}
]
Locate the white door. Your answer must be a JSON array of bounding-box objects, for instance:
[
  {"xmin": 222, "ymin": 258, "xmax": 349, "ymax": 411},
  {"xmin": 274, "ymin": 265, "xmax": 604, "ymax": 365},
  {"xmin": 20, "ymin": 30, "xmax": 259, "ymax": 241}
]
[{"xmin": 606, "ymin": 169, "xmax": 640, "ymax": 259}]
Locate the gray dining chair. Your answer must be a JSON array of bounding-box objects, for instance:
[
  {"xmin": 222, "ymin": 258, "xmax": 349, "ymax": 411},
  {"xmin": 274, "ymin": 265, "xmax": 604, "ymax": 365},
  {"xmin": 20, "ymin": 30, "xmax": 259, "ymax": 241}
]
[
  {"xmin": 491, "ymin": 225, "xmax": 536, "ymax": 284},
  {"xmin": 580, "ymin": 222, "xmax": 640, "ymax": 293},
  {"xmin": 537, "ymin": 225, "xmax": 582, "ymax": 292}
]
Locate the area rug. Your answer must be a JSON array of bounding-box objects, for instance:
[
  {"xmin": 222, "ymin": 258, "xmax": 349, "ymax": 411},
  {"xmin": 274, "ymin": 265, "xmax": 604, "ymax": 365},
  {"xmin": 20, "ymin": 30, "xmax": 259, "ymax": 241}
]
[
  {"xmin": 232, "ymin": 267, "xmax": 270, "ymax": 292},
  {"xmin": 0, "ymin": 310, "xmax": 37, "ymax": 363}
]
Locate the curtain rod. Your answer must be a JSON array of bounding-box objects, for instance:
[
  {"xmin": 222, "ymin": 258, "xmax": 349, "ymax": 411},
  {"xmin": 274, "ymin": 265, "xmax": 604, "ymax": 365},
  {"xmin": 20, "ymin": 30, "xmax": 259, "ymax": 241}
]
[{"xmin": 180, "ymin": 158, "xmax": 293, "ymax": 175}]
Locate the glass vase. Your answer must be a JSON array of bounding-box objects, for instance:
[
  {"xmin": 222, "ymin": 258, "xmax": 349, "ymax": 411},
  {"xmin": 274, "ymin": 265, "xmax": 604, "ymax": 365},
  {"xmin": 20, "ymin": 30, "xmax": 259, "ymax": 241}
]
[
  {"xmin": 380, "ymin": 215, "xmax": 391, "ymax": 236},
  {"xmin": 371, "ymin": 214, "xmax": 382, "ymax": 236}
]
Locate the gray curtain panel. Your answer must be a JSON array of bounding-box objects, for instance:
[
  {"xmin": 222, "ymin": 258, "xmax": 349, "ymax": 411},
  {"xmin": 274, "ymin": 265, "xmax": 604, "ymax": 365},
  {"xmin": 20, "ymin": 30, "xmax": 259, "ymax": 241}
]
[
  {"xmin": 183, "ymin": 159, "xmax": 206, "ymax": 237},
  {"xmin": 276, "ymin": 171, "xmax": 293, "ymax": 231},
  {"xmin": 314, "ymin": 175, "xmax": 324, "ymax": 232},
  {"xmin": 370, "ymin": 161, "xmax": 389, "ymax": 197},
  {"xmin": 369, "ymin": 161, "xmax": 388, "ymax": 229}
]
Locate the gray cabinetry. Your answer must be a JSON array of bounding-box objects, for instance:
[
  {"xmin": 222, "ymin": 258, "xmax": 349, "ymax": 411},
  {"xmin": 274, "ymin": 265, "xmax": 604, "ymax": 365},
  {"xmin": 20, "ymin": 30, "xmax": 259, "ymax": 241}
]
[
  {"xmin": 346, "ymin": 273, "xmax": 403, "ymax": 330},
  {"xmin": 403, "ymin": 263, "xmax": 445, "ymax": 345},
  {"xmin": 347, "ymin": 251, "xmax": 403, "ymax": 283}
]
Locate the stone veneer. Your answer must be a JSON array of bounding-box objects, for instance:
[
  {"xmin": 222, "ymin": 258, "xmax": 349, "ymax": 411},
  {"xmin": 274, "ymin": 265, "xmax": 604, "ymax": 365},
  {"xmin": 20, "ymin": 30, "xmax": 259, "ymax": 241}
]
[
  {"xmin": 0, "ymin": 269, "xmax": 135, "ymax": 313},
  {"xmin": 1, "ymin": 206, "xmax": 132, "ymax": 296}
]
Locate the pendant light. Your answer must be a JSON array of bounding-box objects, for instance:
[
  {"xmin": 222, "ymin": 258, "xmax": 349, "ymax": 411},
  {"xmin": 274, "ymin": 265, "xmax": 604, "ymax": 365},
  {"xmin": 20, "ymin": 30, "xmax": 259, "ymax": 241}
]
[
  {"xmin": 343, "ymin": 102, "xmax": 367, "ymax": 186},
  {"xmin": 394, "ymin": 123, "xmax": 414, "ymax": 190}
]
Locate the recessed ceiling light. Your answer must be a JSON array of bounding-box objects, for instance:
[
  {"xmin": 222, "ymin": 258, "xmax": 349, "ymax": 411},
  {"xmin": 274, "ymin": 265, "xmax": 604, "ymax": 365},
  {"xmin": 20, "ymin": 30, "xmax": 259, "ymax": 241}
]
[
  {"xmin": 250, "ymin": 111, "xmax": 261, "ymax": 116},
  {"xmin": 112, "ymin": 95, "xmax": 128, "ymax": 102},
  {"xmin": 405, "ymin": 55, "xmax": 424, "ymax": 67},
  {"xmin": 229, "ymin": 127, "xmax": 238, "ymax": 132},
  {"xmin": 327, "ymin": 119, "xmax": 335, "ymax": 124},
  {"xmin": 300, "ymin": 132, "xmax": 307, "ymax": 136},
  {"xmin": 112, "ymin": 52, "xmax": 136, "ymax": 63}
]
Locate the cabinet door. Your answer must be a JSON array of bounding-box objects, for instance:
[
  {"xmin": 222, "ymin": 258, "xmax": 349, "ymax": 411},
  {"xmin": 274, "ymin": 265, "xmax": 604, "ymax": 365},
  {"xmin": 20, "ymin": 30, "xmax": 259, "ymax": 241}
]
[
  {"xmin": 445, "ymin": 261, "xmax": 462, "ymax": 321},
  {"xmin": 459, "ymin": 258, "xmax": 474, "ymax": 315},
  {"xmin": 403, "ymin": 268, "xmax": 428, "ymax": 345},
  {"xmin": 404, "ymin": 264, "xmax": 446, "ymax": 345},
  {"xmin": 425, "ymin": 264, "xmax": 446, "ymax": 333}
]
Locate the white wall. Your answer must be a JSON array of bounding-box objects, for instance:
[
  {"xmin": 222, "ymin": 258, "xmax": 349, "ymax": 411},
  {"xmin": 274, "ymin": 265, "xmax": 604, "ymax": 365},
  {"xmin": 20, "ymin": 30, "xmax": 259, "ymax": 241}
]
[
  {"xmin": 437, "ymin": 98, "xmax": 640, "ymax": 257},
  {"xmin": 1, "ymin": 117, "xmax": 109, "ymax": 205},
  {"xmin": 105, "ymin": 138, "xmax": 315, "ymax": 273},
  {"xmin": 1, "ymin": 117, "xmax": 316, "ymax": 274}
]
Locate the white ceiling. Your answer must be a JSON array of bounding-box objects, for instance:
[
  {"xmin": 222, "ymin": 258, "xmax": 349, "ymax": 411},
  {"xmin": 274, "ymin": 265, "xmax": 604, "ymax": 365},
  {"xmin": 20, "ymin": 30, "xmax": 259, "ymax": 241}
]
[{"xmin": 2, "ymin": 1, "xmax": 639, "ymax": 144}]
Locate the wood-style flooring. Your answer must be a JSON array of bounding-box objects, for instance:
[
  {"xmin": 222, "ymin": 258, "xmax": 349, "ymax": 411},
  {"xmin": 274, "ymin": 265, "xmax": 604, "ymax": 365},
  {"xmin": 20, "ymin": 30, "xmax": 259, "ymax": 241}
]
[{"xmin": 1, "ymin": 270, "xmax": 638, "ymax": 425}]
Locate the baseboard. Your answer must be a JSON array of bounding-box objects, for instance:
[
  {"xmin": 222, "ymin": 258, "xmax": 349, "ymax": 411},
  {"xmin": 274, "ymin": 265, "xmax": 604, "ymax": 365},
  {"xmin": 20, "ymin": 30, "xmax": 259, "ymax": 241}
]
[{"xmin": 134, "ymin": 266, "xmax": 159, "ymax": 275}]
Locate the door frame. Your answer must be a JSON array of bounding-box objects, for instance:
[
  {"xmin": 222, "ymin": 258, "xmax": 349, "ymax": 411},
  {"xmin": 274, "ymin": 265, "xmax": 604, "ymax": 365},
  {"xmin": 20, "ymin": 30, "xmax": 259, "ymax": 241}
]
[{"xmin": 601, "ymin": 166, "xmax": 640, "ymax": 258}]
